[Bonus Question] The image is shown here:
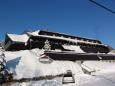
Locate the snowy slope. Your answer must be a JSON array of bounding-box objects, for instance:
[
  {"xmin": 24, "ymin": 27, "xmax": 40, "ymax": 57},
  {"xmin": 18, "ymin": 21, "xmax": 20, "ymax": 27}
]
[
  {"xmin": 5, "ymin": 49, "xmax": 83, "ymax": 79},
  {"xmin": 1, "ymin": 48, "xmax": 115, "ymax": 86},
  {"xmin": 83, "ymin": 61, "xmax": 115, "ymax": 73},
  {"xmin": 9, "ymin": 72, "xmax": 115, "ymax": 86}
]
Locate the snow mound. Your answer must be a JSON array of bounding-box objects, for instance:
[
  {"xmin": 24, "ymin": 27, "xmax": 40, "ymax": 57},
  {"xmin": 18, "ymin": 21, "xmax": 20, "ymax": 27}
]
[
  {"xmin": 2, "ymin": 49, "xmax": 115, "ymax": 86},
  {"xmin": 83, "ymin": 61, "xmax": 115, "ymax": 73},
  {"xmin": 5, "ymin": 48, "xmax": 83, "ymax": 79},
  {"xmin": 11, "ymin": 78, "xmax": 62, "ymax": 86}
]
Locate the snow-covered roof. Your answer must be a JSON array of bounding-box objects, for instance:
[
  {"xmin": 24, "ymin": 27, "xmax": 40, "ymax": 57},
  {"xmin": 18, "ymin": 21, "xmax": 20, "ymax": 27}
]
[
  {"xmin": 62, "ymin": 45, "xmax": 85, "ymax": 53},
  {"xmin": 18, "ymin": 30, "xmax": 102, "ymax": 46},
  {"xmin": 108, "ymin": 50, "xmax": 115, "ymax": 55},
  {"xmin": 6, "ymin": 30, "xmax": 105, "ymax": 46},
  {"xmin": 27, "ymin": 30, "xmax": 40, "ymax": 36},
  {"xmin": 7, "ymin": 34, "xmax": 29, "ymax": 43},
  {"xmin": 26, "ymin": 30, "xmax": 101, "ymax": 44},
  {"xmin": 37, "ymin": 35, "xmax": 104, "ymax": 46},
  {"xmin": 39, "ymin": 30, "xmax": 101, "ymax": 43}
]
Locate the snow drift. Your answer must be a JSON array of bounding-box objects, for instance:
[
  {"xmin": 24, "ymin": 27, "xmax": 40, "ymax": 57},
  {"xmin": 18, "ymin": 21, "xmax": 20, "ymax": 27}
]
[
  {"xmin": 2, "ymin": 48, "xmax": 115, "ymax": 86},
  {"xmin": 4, "ymin": 49, "xmax": 83, "ymax": 79}
]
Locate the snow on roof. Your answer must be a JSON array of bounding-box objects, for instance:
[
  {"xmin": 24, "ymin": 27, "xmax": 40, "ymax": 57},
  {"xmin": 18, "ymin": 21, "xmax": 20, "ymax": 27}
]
[
  {"xmin": 27, "ymin": 30, "xmax": 40, "ymax": 36},
  {"xmin": 7, "ymin": 34, "xmax": 29, "ymax": 43},
  {"xmin": 108, "ymin": 50, "xmax": 115, "ymax": 55},
  {"xmin": 40, "ymin": 30, "xmax": 100, "ymax": 42},
  {"xmin": 11, "ymin": 30, "xmax": 102, "ymax": 45},
  {"xmin": 37, "ymin": 35, "xmax": 104, "ymax": 46},
  {"xmin": 62, "ymin": 45, "xmax": 85, "ymax": 53}
]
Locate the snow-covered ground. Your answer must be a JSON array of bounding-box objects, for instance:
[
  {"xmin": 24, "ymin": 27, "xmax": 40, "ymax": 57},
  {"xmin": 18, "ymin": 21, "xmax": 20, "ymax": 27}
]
[
  {"xmin": 5, "ymin": 49, "xmax": 83, "ymax": 79},
  {"xmin": 1, "ymin": 48, "xmax": 115, "ymax": 86},
  {"xmin": 9, "ymin": 72, "xmax": 115, "ymax": 86}
]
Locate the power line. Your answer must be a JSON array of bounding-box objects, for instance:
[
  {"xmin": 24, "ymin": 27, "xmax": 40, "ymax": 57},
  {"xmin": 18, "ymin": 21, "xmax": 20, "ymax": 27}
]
[{"xmin": 89, "ymin": 0, "xmax": 115, "ymax": 14}]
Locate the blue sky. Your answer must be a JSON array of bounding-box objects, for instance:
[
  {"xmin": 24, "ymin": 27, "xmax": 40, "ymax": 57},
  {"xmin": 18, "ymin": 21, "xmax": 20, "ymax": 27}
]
[{"xmin": 0, "ymin": 0, "xmax": 115, "ymax": 48}]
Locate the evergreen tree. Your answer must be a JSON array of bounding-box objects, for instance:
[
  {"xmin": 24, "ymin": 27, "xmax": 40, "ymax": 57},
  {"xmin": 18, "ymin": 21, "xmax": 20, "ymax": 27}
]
[
  {"xmin": 0, "ymin": 43, "xmax": 12, "ymax": 83},
  {"xmin": 44, "ymin": 40, "xmax": 51, "ymax": 51}
]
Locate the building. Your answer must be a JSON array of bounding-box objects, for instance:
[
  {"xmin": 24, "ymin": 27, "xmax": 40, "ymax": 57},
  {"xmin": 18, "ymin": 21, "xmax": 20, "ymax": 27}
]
[{"xmin": 4, "ymin": 30, "xmax": 110, "ymax": 53}]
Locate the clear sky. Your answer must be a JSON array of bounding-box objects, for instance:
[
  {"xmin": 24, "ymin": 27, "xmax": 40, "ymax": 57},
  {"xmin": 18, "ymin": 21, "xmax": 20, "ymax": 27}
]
[{"xmin": 0, "ymin": 0, "xmax": 115, "ymax": 48}]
